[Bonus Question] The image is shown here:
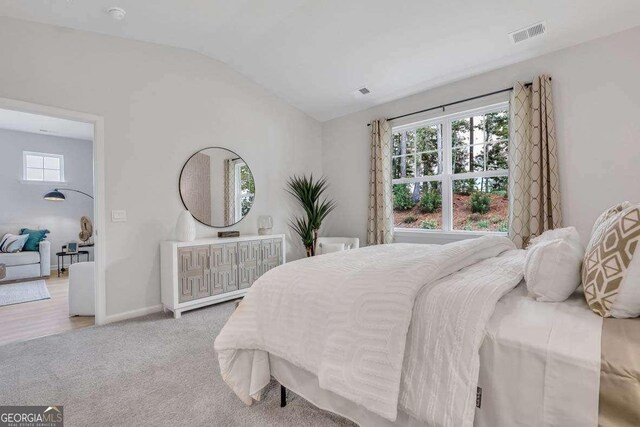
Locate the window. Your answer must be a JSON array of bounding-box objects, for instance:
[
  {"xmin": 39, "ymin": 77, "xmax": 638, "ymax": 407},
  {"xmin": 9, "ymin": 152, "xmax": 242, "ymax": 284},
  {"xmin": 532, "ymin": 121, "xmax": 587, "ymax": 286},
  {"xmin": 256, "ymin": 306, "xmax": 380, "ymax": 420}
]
[
  {"xmin": 392, "ymin": 102, "xmax": 509, "ymax": 233},
  {"xmin": 23, "ymin": 151, "xmax": 65, "ymax": 182},
  {"xmin": 234, "ymin": 161, "xmax": 255, "ymax": 222}
]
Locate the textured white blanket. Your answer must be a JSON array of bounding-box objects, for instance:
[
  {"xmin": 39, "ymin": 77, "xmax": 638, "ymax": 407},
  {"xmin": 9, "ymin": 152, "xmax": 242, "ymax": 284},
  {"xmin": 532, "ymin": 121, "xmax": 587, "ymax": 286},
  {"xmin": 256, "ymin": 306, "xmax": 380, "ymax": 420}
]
[
  {"xmin": 400, "ymin": 249, "xmax": 525, "ymax": 426},
  {"xmin": 215, "ymin": 236, "xmax": 516, "ymax": 422}
]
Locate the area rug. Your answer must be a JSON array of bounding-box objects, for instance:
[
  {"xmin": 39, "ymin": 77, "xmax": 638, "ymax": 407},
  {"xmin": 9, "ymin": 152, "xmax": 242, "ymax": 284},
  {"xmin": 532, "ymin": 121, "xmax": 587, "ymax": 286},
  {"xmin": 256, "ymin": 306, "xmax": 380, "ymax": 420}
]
[{"xmin": 0, "ymin": 280, "xmax": 50, "ymax": 307}]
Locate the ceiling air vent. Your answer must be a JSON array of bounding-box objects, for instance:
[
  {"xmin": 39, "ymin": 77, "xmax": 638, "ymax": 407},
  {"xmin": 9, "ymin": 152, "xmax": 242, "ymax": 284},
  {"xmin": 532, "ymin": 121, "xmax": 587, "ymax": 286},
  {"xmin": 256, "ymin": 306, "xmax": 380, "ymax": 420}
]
[
  {"xmin": 509, "ymin": 21, "xmax": 546, "ymax": 44},
  {"xmin": 358, "ymin": 87, "xmax": 371, "ymax": 95}
]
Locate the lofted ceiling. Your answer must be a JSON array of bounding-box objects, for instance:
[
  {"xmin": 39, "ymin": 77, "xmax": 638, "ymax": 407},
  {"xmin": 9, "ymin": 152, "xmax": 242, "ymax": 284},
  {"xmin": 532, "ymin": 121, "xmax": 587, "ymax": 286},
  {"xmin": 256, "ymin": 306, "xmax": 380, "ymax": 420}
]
[
  {"xmin": 0, "ymin": 108, "xmax": 93, "ymax": 140},
  {"xmin": 1, "ymin": 0, "xmax": 640, "ymax": 121}
]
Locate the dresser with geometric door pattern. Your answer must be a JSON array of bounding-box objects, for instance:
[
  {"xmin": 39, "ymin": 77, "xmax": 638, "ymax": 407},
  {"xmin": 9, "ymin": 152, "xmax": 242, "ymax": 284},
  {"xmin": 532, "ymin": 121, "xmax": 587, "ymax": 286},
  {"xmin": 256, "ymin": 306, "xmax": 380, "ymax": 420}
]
[{"xmin": 161, "ymin": 235, "xmax": 285, "ymax": 318}]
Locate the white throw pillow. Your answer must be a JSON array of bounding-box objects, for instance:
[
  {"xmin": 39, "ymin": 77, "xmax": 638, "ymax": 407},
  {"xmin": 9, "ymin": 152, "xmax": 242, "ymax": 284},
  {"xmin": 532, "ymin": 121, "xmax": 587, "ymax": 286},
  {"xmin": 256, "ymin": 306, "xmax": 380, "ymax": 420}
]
[
  {"xmin": 528, "ymin": 226, "xmax": 581, "ymax": 249},
  {"xmin": 525, "ymin": 230, "xmax": 585, "ymax": 302},
  {"xmin": 319, "ymin": 242, "xmax": 345, "ymax": 254}
]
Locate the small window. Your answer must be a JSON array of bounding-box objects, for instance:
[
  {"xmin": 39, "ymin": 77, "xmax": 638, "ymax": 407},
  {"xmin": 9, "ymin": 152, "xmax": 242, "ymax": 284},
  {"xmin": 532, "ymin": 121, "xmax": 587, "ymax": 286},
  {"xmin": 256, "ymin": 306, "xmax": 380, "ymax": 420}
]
[{"xmin": 23, "ymin": 151, "xmax": 64, "ymax": 182}]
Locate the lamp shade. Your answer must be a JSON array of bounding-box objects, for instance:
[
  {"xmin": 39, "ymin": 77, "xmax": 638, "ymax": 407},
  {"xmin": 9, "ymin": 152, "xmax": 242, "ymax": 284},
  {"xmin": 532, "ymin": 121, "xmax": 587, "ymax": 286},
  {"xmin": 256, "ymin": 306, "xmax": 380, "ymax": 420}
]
[{"xmin": 43, "ymin": 190, "xmax": 66, "ymax": 201}]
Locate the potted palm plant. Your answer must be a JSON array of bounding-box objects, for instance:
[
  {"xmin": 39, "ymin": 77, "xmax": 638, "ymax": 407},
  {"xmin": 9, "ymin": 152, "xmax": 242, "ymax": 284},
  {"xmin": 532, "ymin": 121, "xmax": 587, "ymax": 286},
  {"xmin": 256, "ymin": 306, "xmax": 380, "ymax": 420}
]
[{"xmin": 287, "ymin": 175, "xmax": 336, "ymax": 257}]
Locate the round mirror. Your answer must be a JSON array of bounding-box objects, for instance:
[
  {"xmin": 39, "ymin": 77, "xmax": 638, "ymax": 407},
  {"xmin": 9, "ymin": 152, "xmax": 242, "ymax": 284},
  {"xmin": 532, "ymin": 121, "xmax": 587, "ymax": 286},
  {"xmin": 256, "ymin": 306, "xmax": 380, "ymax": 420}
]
[{"xmin": 179, "ymin": 147, "xmax": 255, "ymax": 227}]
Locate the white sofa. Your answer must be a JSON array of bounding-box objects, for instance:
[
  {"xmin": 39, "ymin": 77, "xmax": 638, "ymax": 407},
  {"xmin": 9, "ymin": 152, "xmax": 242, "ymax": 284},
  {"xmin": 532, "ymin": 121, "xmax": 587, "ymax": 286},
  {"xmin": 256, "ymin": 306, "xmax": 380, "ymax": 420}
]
[
  {"xmin": 68, "ymin": 261, "xmax": 95, "ymax": 316},
  {"xmin": 0, "ymin": 224, "xmax": 50, "ymax": 283}
]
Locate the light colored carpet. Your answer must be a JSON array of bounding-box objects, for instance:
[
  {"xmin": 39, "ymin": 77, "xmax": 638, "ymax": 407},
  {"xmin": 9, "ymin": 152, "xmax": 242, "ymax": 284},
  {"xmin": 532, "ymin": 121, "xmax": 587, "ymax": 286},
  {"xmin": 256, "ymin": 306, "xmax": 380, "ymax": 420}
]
[
  {"xmin": 0, "ymin": 300, "xmax": 353, "ymax": 427},
  {"xmin": 0, "ymin": 280, "xmax": 50, "ymax": 306}
]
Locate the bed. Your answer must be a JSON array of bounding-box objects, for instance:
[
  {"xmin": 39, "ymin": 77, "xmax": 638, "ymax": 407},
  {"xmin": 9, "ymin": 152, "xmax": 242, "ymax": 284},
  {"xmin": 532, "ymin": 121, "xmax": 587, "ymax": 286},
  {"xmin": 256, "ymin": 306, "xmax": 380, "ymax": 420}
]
[{"xmin": 214, "ymin": 236, "xmax": 640, "ymax": 426}]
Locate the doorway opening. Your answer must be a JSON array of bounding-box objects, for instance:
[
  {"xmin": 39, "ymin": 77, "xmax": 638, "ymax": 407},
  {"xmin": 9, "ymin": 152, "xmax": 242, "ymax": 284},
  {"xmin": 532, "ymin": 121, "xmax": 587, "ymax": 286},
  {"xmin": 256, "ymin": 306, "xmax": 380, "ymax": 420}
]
[{"xmin": 0, "ymin": 98, "xmax": 105, "ymax": 345}]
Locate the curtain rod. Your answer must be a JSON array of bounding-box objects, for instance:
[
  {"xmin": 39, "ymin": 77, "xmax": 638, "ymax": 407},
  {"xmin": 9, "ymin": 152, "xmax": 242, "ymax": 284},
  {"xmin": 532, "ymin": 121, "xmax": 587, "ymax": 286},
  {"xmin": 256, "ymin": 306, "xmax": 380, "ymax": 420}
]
[{"xmin": 367, "ymin": 79, "xmax": 548, "ymax": 127}]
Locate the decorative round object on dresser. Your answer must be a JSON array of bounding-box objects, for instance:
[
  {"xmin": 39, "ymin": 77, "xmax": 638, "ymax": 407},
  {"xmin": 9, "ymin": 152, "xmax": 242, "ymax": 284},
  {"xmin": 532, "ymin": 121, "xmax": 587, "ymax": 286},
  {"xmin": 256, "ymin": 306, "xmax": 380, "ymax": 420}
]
[
  {"xmin": 179, "ymin": 147, "xmax": 255, "ymax": 228},
  {"xmin": 176, "ymin": 210, "xmax": 196, "ymax": 242}
]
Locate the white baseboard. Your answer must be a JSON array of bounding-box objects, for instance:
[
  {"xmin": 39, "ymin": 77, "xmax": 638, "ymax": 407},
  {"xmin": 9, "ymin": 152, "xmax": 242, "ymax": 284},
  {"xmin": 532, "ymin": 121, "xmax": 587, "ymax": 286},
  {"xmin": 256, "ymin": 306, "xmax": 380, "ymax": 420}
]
[{"xmin": 104, "ymin": 304, "xmax": 163, "ymax": 324}]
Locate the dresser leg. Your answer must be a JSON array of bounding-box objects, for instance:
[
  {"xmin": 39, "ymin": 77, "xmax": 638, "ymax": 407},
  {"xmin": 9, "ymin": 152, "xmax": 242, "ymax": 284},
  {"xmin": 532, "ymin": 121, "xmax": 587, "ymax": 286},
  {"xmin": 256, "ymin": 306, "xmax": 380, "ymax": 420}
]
[
  {"xmin": 280, "ymin": 385, "xmax": 287, "ymax": 407},
  {"xmin": 174, "ymin": 310, "xmax": 181, "ymax": 319}
]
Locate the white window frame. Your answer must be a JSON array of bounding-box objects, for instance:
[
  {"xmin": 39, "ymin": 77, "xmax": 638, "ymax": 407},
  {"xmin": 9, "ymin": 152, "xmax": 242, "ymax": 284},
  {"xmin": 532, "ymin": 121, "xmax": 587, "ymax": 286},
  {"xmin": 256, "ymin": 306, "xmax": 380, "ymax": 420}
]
[
  {"xmin": 234, "ymin": 161, "xmax": 244, "ymax": 222},
  {"xmin": 22, "ymin": 151, "xmax": 65, "ymax": 183},
  {"xmin": 392, "ymin": 101, "xmax": 509, "ymax": 235}
]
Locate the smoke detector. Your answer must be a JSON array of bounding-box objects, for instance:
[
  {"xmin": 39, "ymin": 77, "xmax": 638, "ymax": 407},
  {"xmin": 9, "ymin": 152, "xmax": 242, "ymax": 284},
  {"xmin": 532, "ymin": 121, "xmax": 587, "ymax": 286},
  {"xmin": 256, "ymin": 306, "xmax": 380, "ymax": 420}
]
[
  {"xmin": 107, "ymin": 7, "xmax": 126, "ymax": 21},
  {"xmin": 509, "ymin": 21, "xmax": 546, "ymax": 44}
]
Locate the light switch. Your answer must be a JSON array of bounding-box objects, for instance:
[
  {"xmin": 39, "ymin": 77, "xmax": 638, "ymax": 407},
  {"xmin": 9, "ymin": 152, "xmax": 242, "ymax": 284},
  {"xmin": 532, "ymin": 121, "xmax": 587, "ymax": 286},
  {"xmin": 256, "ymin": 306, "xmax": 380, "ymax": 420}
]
[{"xmin": 111, "ymin": 210, "xmax": 127, "ymax": 222}]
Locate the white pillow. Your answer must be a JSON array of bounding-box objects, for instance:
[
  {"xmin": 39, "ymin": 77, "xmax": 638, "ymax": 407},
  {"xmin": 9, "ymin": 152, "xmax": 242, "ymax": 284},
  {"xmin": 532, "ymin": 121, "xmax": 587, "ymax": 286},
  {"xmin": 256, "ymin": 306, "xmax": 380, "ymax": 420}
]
[
  {"xmin": 528, "ymin": 226, "xmax": 581, "ymax": 249},
  {"xmin": 318, "ymin": 242, "xmax": 345, "ymax": 255},
  {"xmin": 525, "ymin": 229, "xmax": 585, "ymax": 302}
]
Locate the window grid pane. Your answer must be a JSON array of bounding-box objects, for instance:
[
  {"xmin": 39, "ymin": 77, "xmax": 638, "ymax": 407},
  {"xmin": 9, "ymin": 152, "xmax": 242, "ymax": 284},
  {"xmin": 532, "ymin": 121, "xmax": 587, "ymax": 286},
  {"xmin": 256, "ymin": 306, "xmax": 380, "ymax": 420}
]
[
  {"xmin": 26, "ymin": 155, "xmax": 43, "ymax": 168},
  {"xmin": 452, "ymin": 177, "xmax": 509, "ymax": 232},
  {"xmin": 393, "ymin": 181, "xmax": 443, "ymax": 231},
  {"xmin": 26, "ymin": 168, "xmax": 44, "ymax": 181},
  {"xmin": 43, "ymin": 156, "xmax": 60, "ymax": 170},
  {"xmin": 43, "ymin": 169, "xmax": 61, "ymax": 182}
]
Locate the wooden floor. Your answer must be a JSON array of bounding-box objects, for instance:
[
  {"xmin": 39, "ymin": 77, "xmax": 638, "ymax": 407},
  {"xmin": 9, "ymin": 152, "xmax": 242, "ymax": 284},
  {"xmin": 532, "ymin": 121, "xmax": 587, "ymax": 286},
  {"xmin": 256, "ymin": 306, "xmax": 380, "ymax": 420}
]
[{"xmin": 0, "ymin": 273, "xmax": 94, "ymax": 346}]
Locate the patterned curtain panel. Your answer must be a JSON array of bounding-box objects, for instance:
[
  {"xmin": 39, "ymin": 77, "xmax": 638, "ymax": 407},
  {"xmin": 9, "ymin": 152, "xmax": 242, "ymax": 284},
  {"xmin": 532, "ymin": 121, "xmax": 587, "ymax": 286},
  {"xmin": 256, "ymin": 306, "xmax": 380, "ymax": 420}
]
[
  {"xmin": 367, "ymin": 119, "xmax": 394, "ymax": 245},
  {"xmin": 223, "ymin": 159, "xmax": 235, "ymax": 226},
  {"xmin": 509, "ymin": 75, "xmax": 562, "ymax": 248}
]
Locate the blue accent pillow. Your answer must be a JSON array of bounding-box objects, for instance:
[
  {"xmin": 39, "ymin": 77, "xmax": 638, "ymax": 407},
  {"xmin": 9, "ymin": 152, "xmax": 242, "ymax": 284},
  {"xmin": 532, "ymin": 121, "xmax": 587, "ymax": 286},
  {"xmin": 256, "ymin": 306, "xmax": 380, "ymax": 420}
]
[{"xmin": 20, "ymin": 228, "xmax": 50, "ymax": 251}]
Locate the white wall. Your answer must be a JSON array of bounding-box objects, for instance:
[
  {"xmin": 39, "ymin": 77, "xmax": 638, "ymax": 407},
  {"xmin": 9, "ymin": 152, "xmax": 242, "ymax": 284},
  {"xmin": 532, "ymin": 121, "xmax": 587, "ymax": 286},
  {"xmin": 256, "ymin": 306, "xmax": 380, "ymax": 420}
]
[
  {"xmin": 0, "ymin": 17, "xmax": 322, "ymax": 317},
  {"xmin": 321, "ymin": 26, "xmax": 640, "ymax": 246},
  {"xmin": 0, "ymin": 129, "xmax": 94, "ymax": 266}
]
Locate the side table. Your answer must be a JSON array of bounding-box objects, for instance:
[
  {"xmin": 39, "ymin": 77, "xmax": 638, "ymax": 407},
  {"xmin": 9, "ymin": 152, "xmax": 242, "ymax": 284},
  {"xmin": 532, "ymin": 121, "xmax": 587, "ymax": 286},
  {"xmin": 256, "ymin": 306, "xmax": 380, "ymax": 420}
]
[{"xmin": 56, "ymin": 251, "xmax": 90, "ymax": 277}]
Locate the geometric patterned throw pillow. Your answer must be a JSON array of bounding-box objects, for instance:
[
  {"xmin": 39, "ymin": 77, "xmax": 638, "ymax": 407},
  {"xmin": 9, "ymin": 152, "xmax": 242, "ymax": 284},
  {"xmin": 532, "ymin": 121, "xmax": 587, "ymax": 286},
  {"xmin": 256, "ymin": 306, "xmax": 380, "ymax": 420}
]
[
  {"xmin": 585, "ymin": 201, "xmax": 631, "ymax": 256},
  {"xmin": 0, "ymin": 233, "xmax": 29, "ymax": 253},
  {"xmin": 582, "ymin": 205, "xmax": 640, "ymax": 317}
]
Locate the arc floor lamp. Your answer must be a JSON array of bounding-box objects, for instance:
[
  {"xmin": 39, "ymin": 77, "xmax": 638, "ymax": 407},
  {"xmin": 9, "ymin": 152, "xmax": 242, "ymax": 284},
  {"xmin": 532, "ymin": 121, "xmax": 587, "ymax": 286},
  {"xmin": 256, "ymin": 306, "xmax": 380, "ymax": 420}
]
[{"xmin": 43, "ymin": 188, "xmax": 94, "ymax": 201}]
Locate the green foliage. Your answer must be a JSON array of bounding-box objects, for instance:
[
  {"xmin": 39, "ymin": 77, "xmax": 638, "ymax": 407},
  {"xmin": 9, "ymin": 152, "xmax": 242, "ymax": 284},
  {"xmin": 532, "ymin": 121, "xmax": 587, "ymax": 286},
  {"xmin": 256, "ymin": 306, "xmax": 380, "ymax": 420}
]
[
  {"xmin": 393, "ymin": 184, "xmax": 414, "ymax": 211},
  {"xmin": 453, "ymin": 179, "xmax": 476, "ymax": 196},
  {"xmin": 498, "ymin": 221, "xmax": 509, "ymax": 232},
  {"xmin": 239, "ymin": 164, "xmax": 255, "ymax": 216},
  {"xmin": 419, "ymin": 190, "xmax": 442, "ymax": 213},
  {"xmin": 239, "ymin": 164, "xmax": 255, "ymax": 194},
  {"xmin": 470, "ymin": 192, "xmax": 491, "ymax": 214},
  {"xmin": 403, "ymin": 215, "xmax": 417, "ymax": 224},
  {"xmin": 289, "ymin": 216, "xmax": 314, "ymax": 249},
  {"xmin": 476, "ymin": 220, "xmax": 490, "ymax": 229},
  {"xmin": 421, "ymin": 219, "xmax": 438, "ymax": 229},
  {"xmin": 241, "ymin": 197, "xmax": 252, "ymax": 217},
  {"xmin": 287, "ymin": 175, "xmax": 336, "ymax": 256}
]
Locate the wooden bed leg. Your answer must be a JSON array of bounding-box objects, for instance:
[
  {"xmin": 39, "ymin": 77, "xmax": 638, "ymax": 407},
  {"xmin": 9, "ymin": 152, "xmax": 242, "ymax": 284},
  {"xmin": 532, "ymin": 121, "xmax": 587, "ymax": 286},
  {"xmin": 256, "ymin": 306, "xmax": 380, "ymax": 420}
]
[{"xmin": 280, "ymin": 384, "xmax": 287, "ymax": 407}]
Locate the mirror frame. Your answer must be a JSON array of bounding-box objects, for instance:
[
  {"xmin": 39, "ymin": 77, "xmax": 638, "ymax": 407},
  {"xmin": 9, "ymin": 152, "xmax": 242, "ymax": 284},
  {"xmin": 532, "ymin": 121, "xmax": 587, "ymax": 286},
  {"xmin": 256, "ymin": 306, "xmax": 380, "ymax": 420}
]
[{"xmin": 178, "ymin": 146, "xmax": 255, "ymax": 228}]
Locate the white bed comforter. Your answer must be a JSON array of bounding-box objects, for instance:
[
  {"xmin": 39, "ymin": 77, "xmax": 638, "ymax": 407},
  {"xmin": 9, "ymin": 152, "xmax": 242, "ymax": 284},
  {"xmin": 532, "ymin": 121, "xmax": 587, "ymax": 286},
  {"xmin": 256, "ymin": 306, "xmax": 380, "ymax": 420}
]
[{"xmin": 214, "ymin": 236, "xmax": 520, "ymax": 424}]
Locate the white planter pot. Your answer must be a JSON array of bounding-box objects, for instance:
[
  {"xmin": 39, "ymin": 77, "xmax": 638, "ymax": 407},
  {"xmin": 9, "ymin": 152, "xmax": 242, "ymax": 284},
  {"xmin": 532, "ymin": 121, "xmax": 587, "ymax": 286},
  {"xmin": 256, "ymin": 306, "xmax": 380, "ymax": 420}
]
[{"xmin": 176, "ymin": 210, "xmax": 196, "ymax": 242}]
